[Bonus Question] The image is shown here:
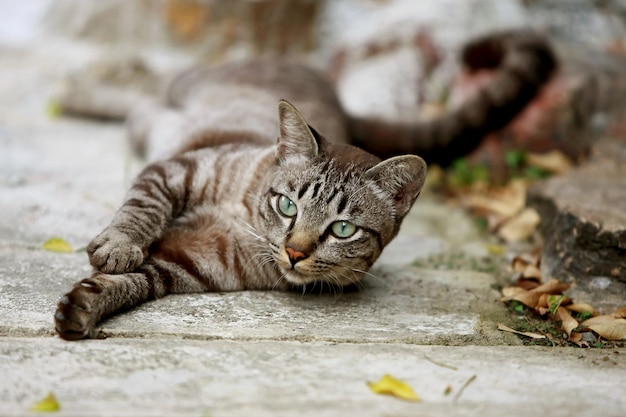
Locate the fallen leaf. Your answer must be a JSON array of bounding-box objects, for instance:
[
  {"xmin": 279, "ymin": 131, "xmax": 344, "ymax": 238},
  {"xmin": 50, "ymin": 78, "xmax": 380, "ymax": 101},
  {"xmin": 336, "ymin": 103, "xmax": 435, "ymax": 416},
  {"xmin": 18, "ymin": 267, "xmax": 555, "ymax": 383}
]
[
  {"xmin": 502, "ymin": 288, "xmax": 542, "ymax": 309},
  {"xmin": 526, "ymin": 151, "xmax": 573, "ymax": 174},
  {"xmin": 515, "ymin": 277, "xmax": 541, "ymax": 291},
  {"xmin": 587, "ymin": 322, "xmax": 626, "ymax": 341},
  {"xmin": 501, "ymin": 286, "xmax": 526, "ymax": 298},
  {"xmin": 566, "ymin": 303, "xmax": 597, "ymax": 317},
  {"xmin": 581, "ymin": 315, "xmax": 625, "ymax": 327},
  {"xmin": 367, "ymin": 374, "xmax": 421, "ymax": 402},
  {"xmin": 497, "ymin": 207, "xmax": 541, "ymax": 242},
  {"xmin": 556, "ymin": 307, "xmax": 578, "ymax": 337},
  {"xmin": 485, "ymin": 244, "xmax": 505, "ymax": 255},
  {"xmin": 569, "ymin": 332, "xmax": 583, "ymax": 342},
  {"xmin": 42, "ymin": 237, "xmax": 73, "ymax": 253},
  {"xmin": 497, "ymin": 323, "xmax": 546, "ymax": 339},
  {"xmin": 532, "ymin": 279, "xmax": 569, "ymax": 295},
  {"xmin": 30, "ymin": 392, "xmax": 60, "ymax": 412},
  {"xmin": 614, "ymin": 307, "xmax": 626, "ymax": 318}
]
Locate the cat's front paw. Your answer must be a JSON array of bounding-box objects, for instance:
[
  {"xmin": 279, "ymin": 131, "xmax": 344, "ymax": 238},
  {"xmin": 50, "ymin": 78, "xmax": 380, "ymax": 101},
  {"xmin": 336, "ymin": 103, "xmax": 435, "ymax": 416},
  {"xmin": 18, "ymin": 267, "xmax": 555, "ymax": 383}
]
[
  {"xmin": 87, "ymin": 229, "xmax": 144, "ymax": 274},
  {"xmin": 54, "ymin": 280, "xmax": 105, "ymax": 341}
]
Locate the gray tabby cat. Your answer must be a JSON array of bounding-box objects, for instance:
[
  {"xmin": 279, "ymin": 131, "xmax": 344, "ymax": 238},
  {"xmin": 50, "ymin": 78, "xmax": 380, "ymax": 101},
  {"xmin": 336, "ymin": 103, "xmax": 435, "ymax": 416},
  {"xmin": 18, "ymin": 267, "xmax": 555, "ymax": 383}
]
[{"xmin": 54, "ymin": 30, "xmax": 556, "ymax": 340}]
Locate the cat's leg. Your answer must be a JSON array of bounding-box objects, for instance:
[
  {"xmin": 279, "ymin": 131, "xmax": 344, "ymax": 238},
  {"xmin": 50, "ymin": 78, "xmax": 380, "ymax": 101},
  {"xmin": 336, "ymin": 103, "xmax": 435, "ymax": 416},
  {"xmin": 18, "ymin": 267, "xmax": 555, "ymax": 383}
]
[
  {"xmin": 87, "ymin": 153, "xmax": 200, "ymax": 275},
  {"xmin": 54, "ymin": 256, "xmax": 208, "ymax": 341},
  {"xmin": 56, "ymin": 215, "xmax": 278, "ymax": 340}
]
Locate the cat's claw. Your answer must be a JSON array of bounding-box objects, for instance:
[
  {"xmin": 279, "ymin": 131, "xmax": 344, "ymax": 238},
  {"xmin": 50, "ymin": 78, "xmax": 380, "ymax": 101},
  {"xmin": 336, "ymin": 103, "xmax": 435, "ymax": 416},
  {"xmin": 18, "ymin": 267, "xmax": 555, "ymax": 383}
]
[
  {"xmin": 54, "ymin": 282, "xmax": 102, "ymax": 341},
  {"xmin": 87, "ymin": 230, "xmax": 144, "ymax": 274}
]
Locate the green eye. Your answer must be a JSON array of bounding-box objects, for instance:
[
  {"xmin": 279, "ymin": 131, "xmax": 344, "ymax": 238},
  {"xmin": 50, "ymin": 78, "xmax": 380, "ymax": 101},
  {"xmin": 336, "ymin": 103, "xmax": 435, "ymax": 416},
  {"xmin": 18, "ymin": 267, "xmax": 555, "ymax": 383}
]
[
  {"xmin": 277, "ymin": 195, "xmax": 298, "ymax": 217},
  {"xmin": 331, "ymin": 221, "xmax": 357, "ymax": 238}
]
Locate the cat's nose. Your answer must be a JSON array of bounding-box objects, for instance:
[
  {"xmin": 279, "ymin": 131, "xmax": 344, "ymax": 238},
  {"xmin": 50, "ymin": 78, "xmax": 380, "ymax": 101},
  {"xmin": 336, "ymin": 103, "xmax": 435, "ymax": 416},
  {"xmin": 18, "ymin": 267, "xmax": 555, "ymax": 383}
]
[{"xmin": 285, "ymin": 246, "xmax": 308, "ymax": 266}]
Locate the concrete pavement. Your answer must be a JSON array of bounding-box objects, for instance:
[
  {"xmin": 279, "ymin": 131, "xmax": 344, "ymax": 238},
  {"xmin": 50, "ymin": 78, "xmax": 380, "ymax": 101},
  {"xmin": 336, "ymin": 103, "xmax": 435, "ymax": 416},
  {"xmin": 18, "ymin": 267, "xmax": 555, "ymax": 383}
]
[{"xmin": 1, "ymin": 40, "xmax": 624, "ymax": 417}]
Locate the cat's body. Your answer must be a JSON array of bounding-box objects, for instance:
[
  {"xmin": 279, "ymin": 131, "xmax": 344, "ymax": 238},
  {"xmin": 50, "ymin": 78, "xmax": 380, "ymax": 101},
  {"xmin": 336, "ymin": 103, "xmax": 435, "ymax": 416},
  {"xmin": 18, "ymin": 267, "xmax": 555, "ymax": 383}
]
[{"xmin": 54, "ymin": 30, "xmax": 557, "ymax": 340}]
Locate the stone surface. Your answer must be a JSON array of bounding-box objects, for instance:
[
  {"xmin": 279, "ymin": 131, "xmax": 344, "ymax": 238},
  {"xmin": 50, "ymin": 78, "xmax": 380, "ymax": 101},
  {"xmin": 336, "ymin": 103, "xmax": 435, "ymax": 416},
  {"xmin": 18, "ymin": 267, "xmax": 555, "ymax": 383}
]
[
  {"xmin": 1, "ymin": 15, "xmax": 625, "ymax": 417},
  {"xmin": 2, "ymin": 339, "xmax": 625, "ymax": 417},
  {"xmin": 527, "ymin": 137, "xmax": 626, "ymax": 312}
]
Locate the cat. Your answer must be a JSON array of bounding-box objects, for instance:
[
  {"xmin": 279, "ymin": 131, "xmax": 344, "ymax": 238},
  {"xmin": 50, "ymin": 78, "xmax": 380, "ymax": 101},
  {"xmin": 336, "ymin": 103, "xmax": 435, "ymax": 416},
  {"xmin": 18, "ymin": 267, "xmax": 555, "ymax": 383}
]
[{"xmin": 54, "ymin": 30, "xmax": 556, "ymax": 340}]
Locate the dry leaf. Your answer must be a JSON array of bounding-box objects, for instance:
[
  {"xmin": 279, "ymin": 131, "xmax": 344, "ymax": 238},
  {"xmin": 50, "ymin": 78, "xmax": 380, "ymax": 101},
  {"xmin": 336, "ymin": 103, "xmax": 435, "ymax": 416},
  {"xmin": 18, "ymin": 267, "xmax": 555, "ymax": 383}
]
[
  {"xmin": 569, "ymin": 332, "xmax": 583, "ymax": 342},
  {"xmin": 581, "ymin": 315, "xmax": 625, "ymax": 327},
  {"xmin": 556, "ymin": 307, "xmax": 578, "ymax": 337},
  {"xmin": 367, "ymin": 374, "xmax": 421, "ymax": 402},
  {"xmin": 515, "ymin": 278, "xmax": 541, "ymax": 291},
  {"xmin": 532, "ymin": 279, "xmax": 569, "ymax": 295},
  {"xmin": 497, "ymin": 323, "xmax": 546, "ymax": 339},
  {"xmin": 587, "ymin": 322, "xmax": 626, "ymax": 341},
  {"xmin": 566, "ymin": 303, "xmax": 597, "ymax": 317},
  {"xmin": 30, "ymin": 392, "xmax": 60, "ymax": 412},
  {"xmin": 526, "ymin": 151, "xmax": 573, "ymax": 174},
  {"xmin": 613, "ymin": 307, "xmax": 626, "ymax": 318},
  {"xmin": 42, "ymin": 237, "xmax": 73, "ymax": 253},
  {"xmin": 497, "ymin": 208, "xmax": 541, "ymax": 242},
  {"xmin": 502, "ymin": 286, "xmax": 526, "ymax": 298}
]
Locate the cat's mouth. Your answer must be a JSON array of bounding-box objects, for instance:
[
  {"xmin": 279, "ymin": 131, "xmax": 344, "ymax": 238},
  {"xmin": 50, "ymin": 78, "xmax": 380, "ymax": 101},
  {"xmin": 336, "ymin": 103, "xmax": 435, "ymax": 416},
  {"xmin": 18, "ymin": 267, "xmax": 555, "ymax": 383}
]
[{"xmin": 278, "ymin": 264, "xmax": 313, "ymax": 285}]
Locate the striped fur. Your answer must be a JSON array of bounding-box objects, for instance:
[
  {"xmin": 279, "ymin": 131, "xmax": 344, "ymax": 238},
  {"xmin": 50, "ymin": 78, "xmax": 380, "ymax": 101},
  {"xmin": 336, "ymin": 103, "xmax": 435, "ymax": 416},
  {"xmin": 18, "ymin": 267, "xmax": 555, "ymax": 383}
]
[
  {"xmin": 55, "ymin": 101, "xmax": 425, "ymax": 340},
  {"xmin": 55, "ymin": 29, "xmax": 556, "ymax": 340}
]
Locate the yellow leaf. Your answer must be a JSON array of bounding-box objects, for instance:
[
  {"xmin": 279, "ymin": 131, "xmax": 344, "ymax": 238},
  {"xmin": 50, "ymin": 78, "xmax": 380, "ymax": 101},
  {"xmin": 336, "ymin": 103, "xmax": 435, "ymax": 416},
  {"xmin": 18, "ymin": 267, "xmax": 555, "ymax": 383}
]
[
  {"xmin": 367, "ymin": 374, "xmax": 421, "ymax": 402},
  {"xmin": 43, "ymin": 237, "xmax": 73, "ymax": 253},
  {"xmin": 485, "ymin": 244, "xmax": 505, "ymax": 255},
  {"xmin": 30, "ymin": 392, "xmax": 60, "ymax": 412},
  {"xmin": 46, "ymin": 101, "xmax": 62, "ymax": 119}
]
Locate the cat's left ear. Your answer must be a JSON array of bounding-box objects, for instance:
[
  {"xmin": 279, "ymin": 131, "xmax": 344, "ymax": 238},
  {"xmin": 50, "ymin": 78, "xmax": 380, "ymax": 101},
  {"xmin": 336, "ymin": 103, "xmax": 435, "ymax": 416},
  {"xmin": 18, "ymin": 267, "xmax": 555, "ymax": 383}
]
[
  {"xmin": 276, "ymin": 100, "xmax": 319, "ymax": 164},
  {"xmin": 365, "ymin": 155, "xmax": 427, "ymax": 217}
]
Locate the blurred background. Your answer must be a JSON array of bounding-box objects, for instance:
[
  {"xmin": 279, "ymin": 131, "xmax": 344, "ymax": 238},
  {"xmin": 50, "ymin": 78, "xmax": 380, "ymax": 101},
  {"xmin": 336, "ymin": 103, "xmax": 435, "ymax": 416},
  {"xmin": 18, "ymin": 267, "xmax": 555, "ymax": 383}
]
[{"xmin": 1, "ymin": 0, "xmax": 625, "ymax": 172}]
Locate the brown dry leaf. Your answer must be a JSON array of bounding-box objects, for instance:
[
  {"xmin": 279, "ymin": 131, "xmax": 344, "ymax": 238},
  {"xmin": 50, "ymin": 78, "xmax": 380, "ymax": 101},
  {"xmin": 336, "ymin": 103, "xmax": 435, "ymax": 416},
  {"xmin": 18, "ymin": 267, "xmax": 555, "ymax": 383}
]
[
  {"xmin": 587, "ymin": 321, "xmax": 626, "ymax": 341},
  {"xmin": 515, "ymin": 277, "xmax": 541, "ymax": 291},
  {"xmin": 569, "ymin": 332, "xmax": 583, "ymax": 342},
  {"xmin": 532, "ymin": 279, "xmax": 570, "ymax": 295},
  {"xmin": 497, "ymin": 323, "xmax": 546, "ymax": 339},
  {"xmin": 614, "ymin": 307, "xmax": 626, "ymax": 318},
  {"xmin": 581, "ymin": 315, "xmax": 623, "ymax": 327},
  {"xmin": 498, "ymin": 207, "xmax": 541, "ymax": 242},
  {"xmin": 566, "ymin": 303, "xmax": 597, "ymax": 317},
  {"xmin": 502, "ymin": 286, "xmax": 527, "ymax": 298},
  {"xmin": 512, "ymin": 256, "xmax": 542, "ymax": 279},
  {"xmin": 504, "ymin": 288, "xmax": 542, "ymax": 308},
  {"xmin": 463, "ymin": 180, "xmax": 527, "ymax": 218},
  {"xmin": 526, "ymin": 151, "xmax": 573, "ymax": 174},
  {"xmin": 556, "ymin": 307, "xmax": 578, "ymax": 337}
]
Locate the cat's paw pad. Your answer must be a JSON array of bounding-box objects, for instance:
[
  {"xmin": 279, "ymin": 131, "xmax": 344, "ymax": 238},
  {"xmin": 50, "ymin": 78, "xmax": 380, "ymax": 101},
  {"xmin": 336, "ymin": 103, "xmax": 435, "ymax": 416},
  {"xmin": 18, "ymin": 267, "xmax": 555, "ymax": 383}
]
[
  {"xmin": 54, "ymin": 281, "xmax": 103, "ymax": 341},
  {"xmin": 87, "ymin": 230, "xmax": 144, "ymax": 274}
]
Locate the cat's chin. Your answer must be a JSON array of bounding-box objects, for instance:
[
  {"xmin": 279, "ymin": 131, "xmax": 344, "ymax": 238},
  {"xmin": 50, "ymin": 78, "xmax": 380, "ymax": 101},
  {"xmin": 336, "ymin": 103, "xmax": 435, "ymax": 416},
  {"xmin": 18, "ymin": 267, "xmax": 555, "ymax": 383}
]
[{"xmin": 281, "ymin": 269, "xmax": 314, "ymax": 285}]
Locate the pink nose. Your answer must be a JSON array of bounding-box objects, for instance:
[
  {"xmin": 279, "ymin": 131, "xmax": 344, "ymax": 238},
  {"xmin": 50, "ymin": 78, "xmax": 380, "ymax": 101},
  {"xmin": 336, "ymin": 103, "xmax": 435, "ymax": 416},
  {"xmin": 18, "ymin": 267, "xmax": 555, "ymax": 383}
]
[{"xmin": 286, "ymin": 247, "xmax": 308, "ymax": 266}]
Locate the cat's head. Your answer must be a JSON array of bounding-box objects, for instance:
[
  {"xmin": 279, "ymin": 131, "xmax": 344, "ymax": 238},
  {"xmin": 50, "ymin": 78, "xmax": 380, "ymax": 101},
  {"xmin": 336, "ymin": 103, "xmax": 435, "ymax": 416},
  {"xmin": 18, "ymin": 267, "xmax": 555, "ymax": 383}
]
[{"xmin": 260, "ymin": 100, "xmax": 427, "ymax": 288}]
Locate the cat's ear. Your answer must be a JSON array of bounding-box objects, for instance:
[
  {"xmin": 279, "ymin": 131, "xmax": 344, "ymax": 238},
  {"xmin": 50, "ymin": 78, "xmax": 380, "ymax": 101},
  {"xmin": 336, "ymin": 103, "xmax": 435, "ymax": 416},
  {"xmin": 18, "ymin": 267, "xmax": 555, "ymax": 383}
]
[
  {"xmin": 365, "ymin": 155, "xmax": 427, "ymax": 217},
  {"xmin": 276, "ymin": 100, "xmax": 319, "ymax": 164}
]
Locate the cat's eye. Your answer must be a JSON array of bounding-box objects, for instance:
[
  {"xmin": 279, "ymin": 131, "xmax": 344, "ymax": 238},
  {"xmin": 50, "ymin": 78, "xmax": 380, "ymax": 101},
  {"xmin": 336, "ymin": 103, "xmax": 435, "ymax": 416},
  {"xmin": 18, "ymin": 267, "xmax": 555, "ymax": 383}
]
[
  {"xmin": 277, "ymin": 195, "xmax": 298, "ymax": 217},
  {"xmin": 331, "ymin": 221, "xmax": 357, "ymax": 238}
]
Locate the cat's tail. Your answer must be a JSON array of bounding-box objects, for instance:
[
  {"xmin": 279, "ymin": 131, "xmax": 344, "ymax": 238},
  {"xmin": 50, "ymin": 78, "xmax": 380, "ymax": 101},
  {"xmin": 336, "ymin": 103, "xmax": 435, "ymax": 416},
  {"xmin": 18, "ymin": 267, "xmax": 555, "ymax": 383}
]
[{"xmin": 347, "ymin": 30, "xmax": 558, "ymax": 166}]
